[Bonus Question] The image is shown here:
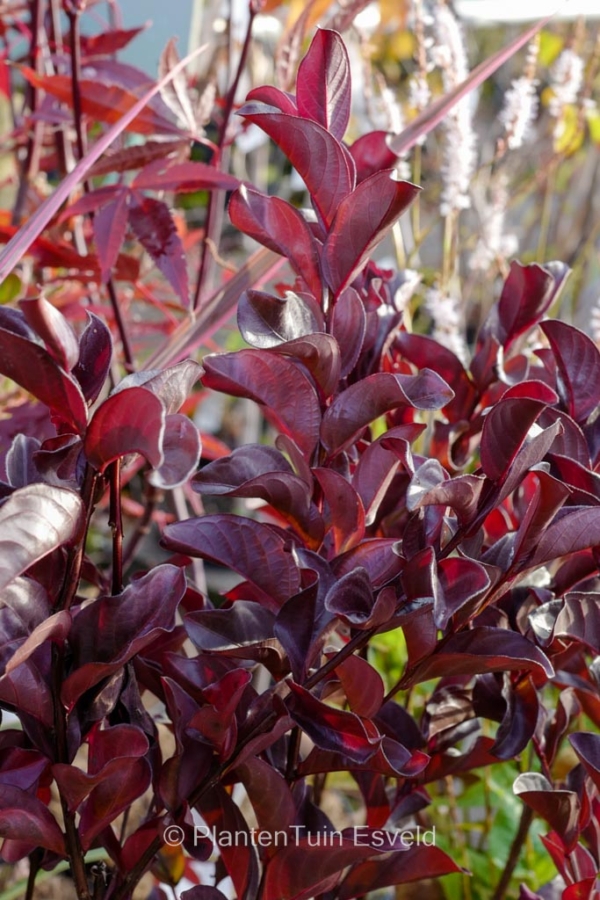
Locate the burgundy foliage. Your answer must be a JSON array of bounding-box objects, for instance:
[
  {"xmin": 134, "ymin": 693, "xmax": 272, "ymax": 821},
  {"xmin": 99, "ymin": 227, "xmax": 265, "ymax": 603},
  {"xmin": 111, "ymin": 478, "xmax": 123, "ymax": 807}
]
[{"xmin": 1, "ymin": 19, "xmax": 600, "ymax": 900}]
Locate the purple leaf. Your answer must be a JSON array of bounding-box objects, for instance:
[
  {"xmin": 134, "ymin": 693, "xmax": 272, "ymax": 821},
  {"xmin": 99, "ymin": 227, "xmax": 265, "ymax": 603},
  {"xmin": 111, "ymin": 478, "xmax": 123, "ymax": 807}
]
[
  {"xmin": 0, "ymin": 786, "xmax": 65, "ymax": 856},
  {"xmin": 270, "ymin": 334, "xmax": 341, "ymax": 399},
  {"xmin": 0, "ymin": 485, "xmax": 84, "ymax": 592},
  {"xmin": 72, "ymin": 314, "xmax": 113, "ymax": 404},
  {"xmin": 338, "ymin": 844, "xmax": 463, "ymax": 899},
  {"xmin": 334, "ymin": 539, "xmax": 404, "ymax": 587},
  {"xmin": 184, "ymin": 602, "xmax": 284, "ymax": 673},
  {"xmin": 541, "ymin": 320, "xmax": 600, "ymax": 423},
  {"xmin": 513, "ymin": 772, "xmax": 580, "ymax": 851},
  {"xmin": 202, "ymin": 350, "xmax": 321, "ymax": 456},
  {"xmin": 20, "ymin": 296, "xmax": 79, "ymax": 371},
  {"xmin": 62, "ymin": 564, "xmax": 185, "ymax": 708},
  {"xmin": 0, "ymin": 576, "xmax": 49, "ymax": 671},
  {"xmin": 492, "ymin": 675, "xmax": 539, "ymax": 760},
  {"xmin": 296, "ymin": 29, "xmax": 351, "ymax": 140},
  {"xmin": 5, "ymin": 611, "xmax": 71, "ymax": 675},
  {"xmin": 330, "ymin": 288, "xmax": 367, "ymax": 377},
  {"xmin": 480, "ymin": 398, "xmax": 548, "ymax": 483},
  {"xmin": 321, "ymin": 370, "xmax": 454, "ymax": 456},
  {"xmin": 148, "ymin": 414, "xmax": 201, "ymax": 489},
  {"xmin": 237, "ymin": 289, "xmax": 323, "ymax": 349},
  {"xmin": 193, "ymin": 444, "xmax": 295, "ymax": 491},
  {"xmin": 237, "ymin": 102, "xmax": 355, "ymax": 229},
  {"xmin": 114, "ymin": 360, "xmax": 202, "ymax": 415},
  {"xmin": 229, "ymin": 188, "xmax": 323, "ymax": 299},
  {"xmin": 569, "ymin": 732, "xmax": 600, "ymax": 793},
  {"xmin": 84, "ymin": 386, "xmax": 165, "ymax": 472},
  {"xmin": 530, "ymin": 507, "xmax": 600, "ymax": 568},
  {"xmin": 322, "ymin": 171, "xmax": 420, "ymax": 296},
  {"xmin": 404, "ymin": 628, "xmax": 554, "ymax": 688},
  {"xmin": 553, "ymin": 593, "xmax": 600, "ymax": 653},
  {"xmin": 0, "ymin": 327, "xmax": 88, "ymax": 434},
  {"xmin": 234, "ymin": 756, "xmax": 296, "ymax": 835},
  {"xmin": 79, "ymin": 758, "xmax": 151, "ymax": 849},
  {"xmin": 495, "ymin": 261, "xmax": 568, "ymax": 349},
  {"xmin": 435, "ymin": 557, "xmax": 490, "ymax": 630},
  {"xmin": 314, "ymin": 468, "xmax": 365, "ymax": 553},
  {"xmin": 162, "ymin": 515, "xmax": 300, "ymax": 611},
  {"xmin": 129, "ymin": 193, "xmax": 189, "ymax": 305},
  {"xmin": 132, "ymin": 159, "xmax": 239, "ymax": 192}
]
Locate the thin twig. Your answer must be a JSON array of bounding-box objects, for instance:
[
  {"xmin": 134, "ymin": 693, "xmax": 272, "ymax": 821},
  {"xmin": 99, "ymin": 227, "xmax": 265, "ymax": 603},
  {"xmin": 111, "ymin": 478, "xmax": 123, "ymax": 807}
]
[
  {"xmin": 491, "ymin": 805, "xmax": 534, "ymax": 900},
  {"xmin": 108, "ymin": 458, "xmax": 124, "ymax": 594}
]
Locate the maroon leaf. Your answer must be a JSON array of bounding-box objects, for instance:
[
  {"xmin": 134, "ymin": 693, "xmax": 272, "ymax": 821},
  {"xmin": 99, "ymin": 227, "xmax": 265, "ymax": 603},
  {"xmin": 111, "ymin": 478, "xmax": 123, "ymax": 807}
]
[
  {"xmin": 396, "ymin": 331, "xmax": 477, "ymax": 423},
  {"xmin": 338, "ymin": 844, "xmax": 463, "ymax": 899},
  {"xmin": 314, "ymin": 467, "xmax": 365, "ymax": 553},
  {"xmin": 234, "ymin": 756, "xmax": 296, "ymax": 836},
  {"xmin": 184, "ymin": 602, "xmax": 282, "ymax": 672},
  {"xmin": 20, "ymin": 296, "xmax": 79, "ymax": 371},
  {"xmin": 115, "ymin": 360, "xmax": 202, "ymax": 415},
  {"xmin": 202, "ymin": 350, "xmax": 321, "ymax": 456},
  {"xmin": 237, "ymin": 102, "xmax": 355, "ymax": 228},
  {"xmin": 271, "ymin": 334, "xmax": 341, "ymax": 399},
  {"xmin": 0, "ymin": 786, "xmax": 65, "ymax": 856},
  {"xmin": 229, "ymin": 187, "xmax": 323, "ymax": 299},
  {"xmin": 530, "ymin": 507, "xmax": 600, "ymax": 568},
  {"xmin": 513, "ymin": 772, "xmax": 580, "ymax": 851},
  {"xmin": 296, "ymin": 29, "xmax": 351, "ymax": 141},
  {"xmin": 332, "ymin": 653, "xmax": 385, "ymax": 718},
  {"xmin": 0, "ymin": 327, "xmax": 88, "ymax": 434},
  {"xmin": 492, "ymin": 675, "xmax": 539, "ymax": 760},
  {"xmin": 480, "ymin": 398, "xmax": 548, "ymax": 483},
  {"xmin": 569, "ymin": 732, "xmax": 600, "ymax": 792},
  {"xmin": 62, "ymin": 565, "xmax": 185, "ymax": 708},
  {"xmin": 495, "ymin": 261, "xmax": 567, "ymax": 349},
  {"xmin": 541, "ymin": 320, "xmax": 600, "ymax": 423},
  {"xmin": 0, "ymin": 576, "xmax": 49, "ymax": 671},
  {"xmin": 330, "ymin": 288, "xmax": 367, "ymax": 377},
  {"xmin": 0, "ymin": 485, "xmax": 84, "ymax": 593},
  {"xmin": 198, "ymin": 784, "xmax": 260, "ymax": 900},
  {"xmin": 321, "ymin": 371, "xmax": 454, "ymax": 456},
  {"xmin": 132, "ymin": 159, "xmax": 239, "ymax": 193},
  {"xmin": 5, "ymin": 611, "xmax": 71, "ymax": 675},
  {"xmin": 162, "ymin": 515, "xmax": 300, "ymax": 611},
  {"xmin": 84, "ymin": 386, "xmax": 165, "ymax": 473},
  {"xmin": 435, "ymin": 557, "xmax": 490, "ymax": 629},
  {"xmin": 553, "ymin": 593, "xmax": 600, "ymax": 653},
  {"xmin": 404, "ymin": 628, "xmax": 554, "ymax": 688},
  {"xmin": 93, "ymin": 189, "xmax": 130, "ymax": 283},
  {"xmin": 72, "ymin": 314, "xmax": 113, "ymax": 405},
  {"xmin": 79, "ymin": 757, "xmax": 151, "ymax": 849},
  {"xmin": 237, "ymin": 289, "xmax": 323, "ymax": 349},
  {"xmin": 129, "ymin": 194, "xmax": 189, "ymax": 305},
  {"xmin": 246, "ymin": 85, "xmax": 298, "ymax": 115},
  {"xmin": 348, "ymin": 131, "xmax": 399, "ymax": 183},
  {"xmin": 148, "ymin": 414, "xmax": 200, "ymax": 489},
  {"xmin": 322, "ymin": 171, "xmax": 420, "ymax": 296}
]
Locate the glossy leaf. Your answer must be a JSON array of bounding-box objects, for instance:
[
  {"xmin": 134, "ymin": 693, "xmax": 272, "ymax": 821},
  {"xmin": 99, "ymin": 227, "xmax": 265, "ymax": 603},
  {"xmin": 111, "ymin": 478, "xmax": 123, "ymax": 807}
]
[
  {"xmin": 20, "ymin": 296, "xmax": 79, "ymax": 371},
  {"xmin": 480, "ymin": 398, "xmax": 548, "ymax": 483},
  {"xmin": 0, "ymin": 786, "xmax": 65, "ymax": 855},
  {"xmin": 296, "ymin": 29, "xmax": 351, "ymax": 140},
  {"xmin": 71, "ymin": 314, "xmax": 112, "ymax": 405},
  {"xmin": 237, "ymin": 289, "xmax": 323, "ymax": 349},
  {"xmin": 513, "ymin": 772, "xmax": 580, "ymax": 850},
  {"xmin": 149, "ymin": 414, "xmax": 201, "ymax": 489},
  {"xmin": 84, "ymin": 386, "xmax": 165, "ymax": 472},
  {"xmin": 541, "ymin": 320, "xmax": 600, "ymax": 423}
]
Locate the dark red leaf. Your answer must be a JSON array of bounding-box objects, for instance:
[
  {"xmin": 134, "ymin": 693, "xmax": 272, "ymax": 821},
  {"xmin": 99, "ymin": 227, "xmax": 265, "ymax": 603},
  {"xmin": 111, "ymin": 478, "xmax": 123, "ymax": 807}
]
[
  {"xmin": 229, "ymin": 187, "xmax": 323, "ymax": 299},
  {"xmin": 234, "ymin": 756, "xmax": 296, "ymax": 837},
  {"xmin": 0, "ymin": 327, "xmax": 88, "ymax": 434},
  {"xmin": 197, "ymin": 784, "xmax": 260, "ymax": 900},
  {"xmin": 270, "ymin": 334, "xmax": 341, "ymax": 398},
  {"xmin": 321, "ymin": 370, "xmax": 453, "ymax": 456},
  {"xmin": 322, "ymin": 171, "xmax": 419, "ymax": 296},
  {"xmin": 20, "ymin": 296, "xmax": 79, "ymax": 371},
  {"xmin": 79, "ymin": 758, "xmax": 151, "ymax": 849},
  {"xmin": 513, "ymin": 772, "xmax": 580, "ymax": 851},
  {"xmin": 237, "ymin": 288, "xmax": 323, "ymax": 349},
  {"xmin": 132, "ymin": 159, "xmax": 239, "ymax": 193},
  {"xmin": 495, "ymin": 261, "xmax": 568, "ymax": 349},
  {"xmin": 0, "ymin": 485, "xmax": 84, "ymax": 593},
  {"xmin": 541, "ymin": 320, "xmax": 600, "ymax": 423},
  {"xmin": 0, "ymin": 576, "xmax": 49, "ymax": 671},
  {"xmin": 435, "ymin": 557, "xmax": 490, "ymax": 629},
  {"xmin": 396, "ymin": 331, "xmax": 477, "ymax": 423},
  {"xmin": 330, "ymin": 287, "xmax": 366, "ymax": 377},
  {"xmin": 492, "ymin": 675, "xmax": 539, "ymax": 759},
  {"xmin": 553, "ymin": 593, "xmax": 600, "ymax": 653},
  {"xmin": 84, "ymin": 386, "xmax": 165, "ymax": 473},
  {"xmin": 569, "ymin": 732, "xmax": 600, "ymax": 793},
  {"xmin": 93, "ymin": 189, "xmax": 130, "ymax": 283},
  {"xmin": 480, "ymin": 398, "xmax": 548, "ymax": 483},
  {"xmin": 129, "ymin": 194, "xmax": 189, "ymax": 305},
  {"xmin": 115, "ymin": 360, "xmax": 202, "ymax": 415},
  {"xmin": 338, "ymin": 844, "xmax": 463, "ymax": 899},
  {"xmin": 62, "ymin": 564, "xmax": 185, "ymax": 708},
  {"xmin": 162, "ymin": 514, "xmax": 300, "ymax": 611},
  {"xmin": 0, "ymin": 786, "xmax": 64, "ymax": 856},
  {"xmin": 296, "ymin": 29, "xmax": 351, "ymax": 140},
  {"xmin": 237, "ymin": 101, "xmax": 355, "ymax": 228},
  {"xmin": 5, "ymin": 611, "xmax": 71, "ymax": 675},
  {"xmin": 202, "ymin": 350, "xmax": 321, "ymax": 456},
  {"xmin": 245, "ymin": 85, "xmax": 298, "ymax": 115},
  {"xmin": 348, "ymin": 131, "xmax": 399, "ymax": 182},
  {"xmin": 332, "ymin": 653, "xmax": 385, "ymax": 717},
  {"xmin": 530, "ymin": 507, "xmax": 600, "ymax": 568},
  {"xmin": 314, "ymin": 467, "xmax": 365, "ymax": 553},
  {"xmin": 81, "ymin": 26, "xmax": 147, "ymax": 57},
  {"xmin": 184, "ymin": 602, "xmax": 283, "ymax": 674},
  {"xmin": 148, "ymin": 414, "xmax": 201, "ymax": 489}
]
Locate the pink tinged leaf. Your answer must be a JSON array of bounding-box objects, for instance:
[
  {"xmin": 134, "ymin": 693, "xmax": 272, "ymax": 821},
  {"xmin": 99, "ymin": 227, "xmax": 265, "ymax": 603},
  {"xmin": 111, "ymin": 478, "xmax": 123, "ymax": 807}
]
[
  {"xmin": 128, "ymin": 194, "xmax": 189, "ymax": 305},
  {"xmin": 72, "ymin": 313, "xmax": 113, "ymax": 405},
  {"xmin": 321, "ymin": 370, "xmax": 454, "ymax": 456},
  {"xmin": 62, "ymin": 564, "xmax": 185, "ymax": 709},
  {"xmin": 237, "ymin": 288, "xmax": 324, "ymax": 349},
  {"xmin": 0, "ymin": 328, "xmax": 88, "ymax": 433},
  {"xmin": 229, "ymin": 187, "xmax": 323, "ymax": 299},
  {"xmin": 314, "ymin": 468, "xmax": 365, "ymax": 553},
  {"xmin": 479, "ymin": 398, "xmax": 549, "ymax": 483},
  {"xmin": 162, "ymin": 514, "xmax": 301, "ymax": 611},
  {"xmin": 149, "ymin": 414, "xmax": 200, "ymax": 489},
  {"xmin": 93, "ymin": 189, "xmax": 130, "ymax": 283},
  {"xmin": 338, "ymin": 844, "xmax": 464, "ymax": 900},
  {"xmin": 513, "ymin": 773, "xmax": 580, "ymax": 851},
  {"xmin": 403, "ymin": 627, "xmax": 554, "ymax": 689},
  {"xmin": 202, "ymin": 350, "xmax": 321, "ymax": 457},
  {"xmin": 0, "ymin": 485, "xmax": 84, "ymax": 593},
  {"xmin": 331, "ymin": 287, "xmax": 367, "ymax": 377},
  {"xmin": 541, "ymin": 320, "xmax": 600, "ymax": 423},
  {"xmin": 132, "ymin": 159, "xmax": 239, "ymax": 193},
  {"xmin": 81, "ymin": 25, "xmax": 148, "ymax": 57},
  {"xmin": 322, "ymin": 171, "xmax": 420, "ymax": 296},
  {"xmin": 5, "ymin": 611, "xmax": 71, "ymax": 675},
  {"xmin": 237, "ymin": 102, "xmax": 355, "ymax": 229},
  {"xmin": 348, "ymin": 131, "xmax": 400, "ymax": 183},
  {"xmin": 114, "ymin": 359, "xmax": 203, "ymax": 415},
  {"xmin": 84, "ymin": 386, "xmax": 165, "ymax": 473},
  {"xmin": 246, "ymin": 85, "xmax": 298, "ymax": 114},
  {"xmin": 0, "ymin": 786, "xmax": 65, "ymax": 856},
  {"xmin": 296, "ymin": 29, "xmax": 351, "ymax": 140},
  {"xmin": 20, "ymin": 296, "xmax": 80, "ymax": 371},
  {"xmin": 389, "ymin": 14, "xmax": 553, "ymax": 157},
  {"xmin": 285, "ymin": 681, "xmax": 380, "ymax": 764}
]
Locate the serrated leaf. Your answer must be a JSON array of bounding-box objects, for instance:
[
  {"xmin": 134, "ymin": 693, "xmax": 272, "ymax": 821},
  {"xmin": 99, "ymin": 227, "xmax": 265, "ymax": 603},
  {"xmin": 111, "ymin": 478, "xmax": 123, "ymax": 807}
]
[{"xmin": 129, "ymin": 194, "xmax": 189, "ymax": 305}]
